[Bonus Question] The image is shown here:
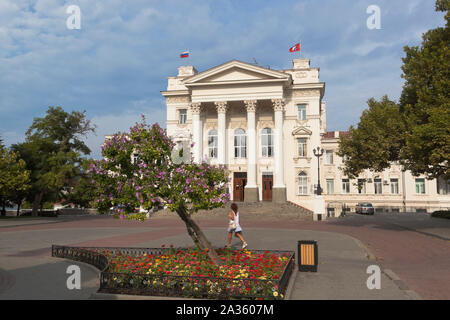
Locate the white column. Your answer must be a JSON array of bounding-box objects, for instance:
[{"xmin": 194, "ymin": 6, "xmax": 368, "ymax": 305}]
[
  {"xmin": 190, "ymin": 102, "xmax": 202, "ymax": 163},
  {"xmin": 244, "ymin": 100, "xmax": 257, "ymax": 188},
  {"xmin": 215, "ymin": 101, "xmax": 227, "ymax": 165},
  {"xmin": 272, "ymin": 99, "xmax": 285, "ymax": 188}
]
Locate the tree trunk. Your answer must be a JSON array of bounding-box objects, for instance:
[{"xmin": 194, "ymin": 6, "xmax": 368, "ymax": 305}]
[
  {"xmin": 1, "ymin": 199, "xmax": 5, "ymax": 217},
  {"xmin": 16, "ymin": 200, "xmax": 22, "ymax": 217},
  {"xmin": 176, "ymin": 208, "xmax": 223, "ymax": 266},
  {"xmin": 32, "ymin": 193, "xmax": 43, "ymax": 217}
]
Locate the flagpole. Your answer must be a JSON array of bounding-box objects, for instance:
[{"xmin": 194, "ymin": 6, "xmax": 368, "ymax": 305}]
[{"xmin": 299, "ymin": 40, "xmax": 302, "ymax": 58}]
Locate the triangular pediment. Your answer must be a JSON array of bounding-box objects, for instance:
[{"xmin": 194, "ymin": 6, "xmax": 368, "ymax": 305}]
[
  {"xmin": 292, "ymin": 126, "xmax": 312, "ymax": 136},
  {"xmin": 183, "ymin": 60, "xmax": 290, "ymax": 86}
]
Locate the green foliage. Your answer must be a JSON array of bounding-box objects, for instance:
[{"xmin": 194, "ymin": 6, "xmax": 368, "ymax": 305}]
[
  {"xmin": 0, "ymin": 147, "xmax": 30, "ymax": 214},
  {"xmin": 62, "ymin": 158, "xmax": 98, "ymax": 208},
  {"xmin": 398, "ymin": 1, "xmax": 450, "ymax": 178},
  {"xmin": 90, "ymin": 118, "xmax": 230, "ymax": 221},
  {"xmin": 337, "ymin": 96, "xmax": 405, "ymax": 179},
  {"xmin": 431, "ymin": 210, "xmax": 450, "ymax": 219},
  {"xmin": 339, "ymin": 1, "xmax": 449, "ymax": 179},
  {"xmin": 12, "ymin": 106, "xmax": 96, "ymax": 214}
]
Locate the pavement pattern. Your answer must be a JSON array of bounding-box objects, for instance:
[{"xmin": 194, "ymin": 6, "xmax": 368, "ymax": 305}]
[{"xmin": 0, "ymin": 209, "xmax": 448, "ymax": 300}]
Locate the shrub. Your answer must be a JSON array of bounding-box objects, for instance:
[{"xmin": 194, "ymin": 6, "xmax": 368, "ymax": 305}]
[{"xmin": 431, "ymin": 210, "xmax": 450, "ymax": 219}]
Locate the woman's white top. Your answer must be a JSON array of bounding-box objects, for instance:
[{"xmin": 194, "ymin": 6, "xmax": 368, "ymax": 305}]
[{"xmin": 229, "ymin": 211, "xmax": 242, "ymax": 232}]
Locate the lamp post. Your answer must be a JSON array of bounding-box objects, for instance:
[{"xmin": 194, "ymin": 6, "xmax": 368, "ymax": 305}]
[{"xmin": 313, "ymin": 146, "xmax": 324, "ymax": 195}]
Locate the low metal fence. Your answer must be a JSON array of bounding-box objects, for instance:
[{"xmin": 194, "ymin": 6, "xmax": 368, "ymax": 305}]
[{"xmin": 52, "ymin": 245, "xmax": 295, "ymax": 300}]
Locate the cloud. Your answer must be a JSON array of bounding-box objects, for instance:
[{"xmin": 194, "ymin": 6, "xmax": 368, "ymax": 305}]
[
  {"xmin": 0, "ymin": 0, "xmax": 446, "ymax": 151},
  {"xmin": 86, "ymin": 101, "xmax": 166, "ymax": 159}
]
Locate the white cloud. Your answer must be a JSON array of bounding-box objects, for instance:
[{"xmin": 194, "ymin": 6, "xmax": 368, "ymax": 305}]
[{"xmin": 86, "ymin": 104, "xmax": 166, "ymax": 159}]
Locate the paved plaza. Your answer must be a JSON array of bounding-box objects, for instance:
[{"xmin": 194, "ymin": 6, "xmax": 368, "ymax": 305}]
[{"xmin": 0, "ymin": 208, "xmax": 449, "ymax": 300}]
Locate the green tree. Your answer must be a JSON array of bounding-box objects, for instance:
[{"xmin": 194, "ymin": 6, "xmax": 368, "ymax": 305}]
[
  {"xmin": 63, "ymin": 158, "xmax": 97, "ymax": 208},
  {"xmin": 12, "ymin": 106, "xmax": 95, "ymax": 216},
  {"xmin": 0, "ymin": 147, "xmax": 30, "ymax": 216},
  {"xmin": 399, "ymin": 0, "xmax": 450, "ymax": 178},
  {"xmin": 90, "ymin": 118, "xmax": 230, "ymax": 264},
  {"xmin": 337, "ymin": 96, "xmax": 405, "ymax": 178},
  {"xmin": 339, "ymin": 1, "xmax": 449, "ymax": 179}
]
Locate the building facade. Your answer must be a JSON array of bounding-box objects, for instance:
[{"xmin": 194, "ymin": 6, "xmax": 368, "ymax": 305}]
[{"xmin": 162, "ymin": 59, "xmax": 450, "ymax": 215}]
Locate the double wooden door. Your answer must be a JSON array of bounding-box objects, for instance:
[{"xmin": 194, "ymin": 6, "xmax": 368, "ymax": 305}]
[
  {"xmin": 262, "ymin": 174, "xmax": 273, "ymax": 201},
  {"xmin": 233, "ymin": 172, "xmax": 247, "ymax": 202}
]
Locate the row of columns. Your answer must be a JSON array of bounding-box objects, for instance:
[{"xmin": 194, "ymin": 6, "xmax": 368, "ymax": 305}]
[{"xmin": 190, "ymin": 99, "xmax": 286, "ymax": 201}]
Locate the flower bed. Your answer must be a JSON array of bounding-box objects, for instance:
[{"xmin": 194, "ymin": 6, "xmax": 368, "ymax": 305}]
[{"xmin": 52, "ymin": 245, "xmax": 295, "ymax": 300}]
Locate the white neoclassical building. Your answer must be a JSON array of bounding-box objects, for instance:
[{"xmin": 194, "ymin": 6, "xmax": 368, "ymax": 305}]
[{"xmin": 162, "ymin": 58, "xmax": 450, "ymax": 215}]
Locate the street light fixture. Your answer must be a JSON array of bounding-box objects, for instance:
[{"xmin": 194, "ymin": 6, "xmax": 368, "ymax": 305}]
[{"xmin": 313, "ymin": 146, "xmax": 324, "ymax": 195}]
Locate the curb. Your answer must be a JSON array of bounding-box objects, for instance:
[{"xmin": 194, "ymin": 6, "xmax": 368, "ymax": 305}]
[
  {"xmin": 389, "ymin": 223, "xmax": 450, "ymax": 241},
  {"xmin": 351, "ymin": 237, "xmax": 422, "ymax": 300},
  {"xmin": 352, "ymin": 238, "xmax": 376, "ymax": 261},
  {"xmin": 284, "ymin": 269, "xmax": 298, "ymax": 300},
  {"xmin": 89, "ymin": 292, "xmax": 194, "ymax": 300},
  {"xmin": 0, "ymin": 218, "xmax": 72, "ymax": 229},
  {"xmin": 383, "ymin": 269, "xmax": 422, "ymax": 300}
]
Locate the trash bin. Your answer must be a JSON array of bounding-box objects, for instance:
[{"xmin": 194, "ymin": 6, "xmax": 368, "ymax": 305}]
[{"xmin": 297, "ymin": 240, "xmax": 318, "ymax": 272}]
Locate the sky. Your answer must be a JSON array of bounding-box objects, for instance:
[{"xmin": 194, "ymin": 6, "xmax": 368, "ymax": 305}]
[{"xmin": 0, "ymin": 0, "xmax": 446, "ymax": 159}]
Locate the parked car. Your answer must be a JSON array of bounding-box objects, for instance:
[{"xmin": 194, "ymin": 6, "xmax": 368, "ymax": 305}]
[{"xmin": 355, "ymin": 203, "xmax": 375, "ymax": 215}]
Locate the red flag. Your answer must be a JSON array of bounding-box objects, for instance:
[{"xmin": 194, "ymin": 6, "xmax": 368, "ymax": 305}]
[{"xmin": 289, "ymin": 43, "xmax": 300, "ymax": 52}]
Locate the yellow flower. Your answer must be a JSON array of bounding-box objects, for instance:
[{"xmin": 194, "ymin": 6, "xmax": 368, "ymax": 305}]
[{"xmin": 273, "ymin": 291, "xmax": 278, "ymax": 297}]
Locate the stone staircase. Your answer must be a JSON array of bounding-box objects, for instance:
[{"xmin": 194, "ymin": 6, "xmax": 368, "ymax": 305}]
[{"xmin": 155, "ymin": 201, "xmax": 314, "ymax": 221}]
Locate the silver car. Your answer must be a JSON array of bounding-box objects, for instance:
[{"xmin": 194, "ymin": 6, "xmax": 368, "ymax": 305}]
[{"xmin": 356, "ymin": 203, "xmax": 375, "ymax": 215}]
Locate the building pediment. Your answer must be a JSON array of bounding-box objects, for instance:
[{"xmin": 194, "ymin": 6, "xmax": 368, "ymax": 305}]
[
  {"xmin": 183, "ymin": 60, "xmax": 291, "ymax": 86},
  {"xmin": 292, "ymin": 126, "xmax": 312, "ymax": 136}
]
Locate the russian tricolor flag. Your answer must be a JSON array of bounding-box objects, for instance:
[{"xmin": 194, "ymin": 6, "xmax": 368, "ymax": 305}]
[{"xmin": 180, "ymin": 51, "xmax": 189, "ymax": 58}]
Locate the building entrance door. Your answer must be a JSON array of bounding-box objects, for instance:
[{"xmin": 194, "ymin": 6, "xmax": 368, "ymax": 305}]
[
  {"xmin": 262, "ymin": 174, "xmax": 273, "ymax": 201},
  {"xmin": 233, "ymin": 172, "xmax": 247, "ymax": 202}
]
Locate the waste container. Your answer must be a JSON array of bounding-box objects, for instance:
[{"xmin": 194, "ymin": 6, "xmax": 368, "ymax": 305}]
[{"xmin": 297, "ymin": 240, "xmax": 318, "ymax": 272}]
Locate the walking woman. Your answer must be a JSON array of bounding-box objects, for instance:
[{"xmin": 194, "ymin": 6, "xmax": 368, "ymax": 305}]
[{"xmin": 227, "ymin": 203, "xmax": 248, "ymax": 249}]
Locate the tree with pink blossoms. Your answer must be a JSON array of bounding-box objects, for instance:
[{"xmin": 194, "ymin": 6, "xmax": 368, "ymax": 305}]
[{"xmin": 90, "ymin": 117, "xmax": 230, "ymax": 264}]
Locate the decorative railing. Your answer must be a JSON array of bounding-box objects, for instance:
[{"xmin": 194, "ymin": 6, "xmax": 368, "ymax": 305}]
[{"xmin": 52, "ymin": 245, "xmax": 295, "ymax": 300}]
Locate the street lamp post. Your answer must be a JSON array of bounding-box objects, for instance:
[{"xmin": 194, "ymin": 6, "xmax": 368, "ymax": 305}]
[{"xmin": 313, "ymin": 146, "xmax": 324, "ymax": 195}]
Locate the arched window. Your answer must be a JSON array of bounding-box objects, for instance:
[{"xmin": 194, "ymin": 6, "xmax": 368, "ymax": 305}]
[
  {"xmin": 208, "ymin": 129, "xmax": 218, "ymax": 158},
  {"xmin": 298, "ymin": 171, "xmax": 308, "ymax": 195},
  {"xmin": 234, "ymin": 128, "xmax": 246, "ymax": 158},
  {"xmin": 261, "ymin": 128, "xmax": 273, "ymax": 157}
]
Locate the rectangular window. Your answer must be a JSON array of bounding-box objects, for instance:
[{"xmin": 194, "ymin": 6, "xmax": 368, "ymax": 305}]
[
  {"xmin": 297, "ymin": 138, "xmax": 307, "ymax": 157},
  {"xmin": 374, "ymin": 178, "xmax": 382, "ymax": 194},
  {"xmin": 415, "ymin": 178, "xmax": 426, "ymax": 194},
  {"xmin": 326, "ymin": 179, "xmax": 334, "ymax": 194},
  {"xmin": 261, "ymin": 130, "xmax": 273, "ymax": 157},
  {"xmin": 342, "ymin": 179, "xmax": 350, "ymax": 194},
  {"xmin": 298, "ymin": 174, "xmax": 308, "ymax": 195},
  {"xmin": 297, "ymin": 104, "xmax": 306, "ymax": 120},
  {"xmin": 390, "ymin": 178, "xmax": 399, "ymax": 194},
  {"xmin": 208, "ymin": 133, "xmax": 218, "ymax": 158},
  {"xmin": 357, "ymin": 179, "xmax": 366, "ymax": 194},
  {"xmin": 325, "ymin": 150, "xmax": 334, "ymax": 164},
  {"xmin": 234, "ymin": 133, "xmax": 246, "ymax": 158},
  {"xmin": 179, "ymin": 109, "xmax": 187, "ymax": 124}
]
